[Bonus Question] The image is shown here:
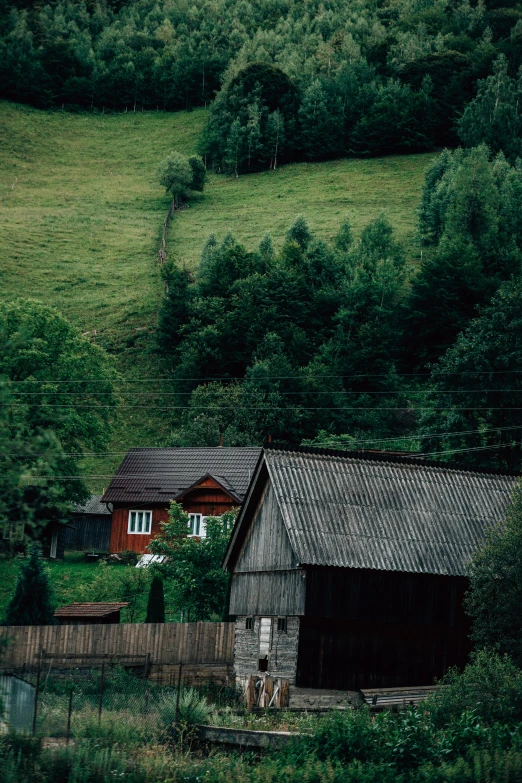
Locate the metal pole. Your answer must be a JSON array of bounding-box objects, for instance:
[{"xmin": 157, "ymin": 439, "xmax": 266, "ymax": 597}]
[
  {"xmin": 66, "ymin": 689, "xmax": 73, "ymax": 744},
  {"xmin": 98, "ymin": 663, "xmax": 105, "ymax": 724},
  {"xmin": 32, "ymin": 650, "xmax": 43, "ymax": 736}
]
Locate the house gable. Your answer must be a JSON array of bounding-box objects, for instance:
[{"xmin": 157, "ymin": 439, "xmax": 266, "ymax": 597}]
[{"xmin": 235, "ymin": 478, "xmax": 298, "ymax": 573}]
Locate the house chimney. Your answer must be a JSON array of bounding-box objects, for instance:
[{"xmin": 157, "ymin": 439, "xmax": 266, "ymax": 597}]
[{"xmin": 218, "ymin": 432, "xmax": 223, "ymax": 447}]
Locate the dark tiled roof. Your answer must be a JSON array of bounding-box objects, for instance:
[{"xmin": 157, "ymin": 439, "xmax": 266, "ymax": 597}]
[
  {"xmin": 226, "ymin": 448, "xmax": 517, "ymax": 577},
  {"xmin": 54, "ymin": 603, "xmax": 128, "ymax": 618},
  {"xmin": 102, "ymin": 447, "xmax": 262, "ymax": 504},
  {"xmin": 72, "ymin": 495, "xmax": 110, "ymax": 516}
]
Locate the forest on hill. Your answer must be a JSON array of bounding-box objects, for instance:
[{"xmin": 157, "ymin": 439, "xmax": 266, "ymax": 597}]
[
  {"xmin": 157, "ymin": 144, "xmax": 522, "ymax": 473},
  {"xmin": 2, "ymin": 0, "xmax": 522, "ymax": 160}
]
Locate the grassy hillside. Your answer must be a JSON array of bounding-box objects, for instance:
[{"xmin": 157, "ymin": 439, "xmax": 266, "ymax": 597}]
[
  {"xmin": 0, "ymin": 101, "xmax": 433, "ymax": 487},
  {"xmin": 169, "ymin": 153, "xmax": 434, "ymax": 269},
  {"xmin": 0, "ymin": 553, "xmax": 181, "ymax": 623},
  {"xmin": 0, "ymin": 101, "xmax": 204, "ymax": 345},
  {"xmin": 0, "ymin": 102, "xmax": 206, "ymax": 483}
]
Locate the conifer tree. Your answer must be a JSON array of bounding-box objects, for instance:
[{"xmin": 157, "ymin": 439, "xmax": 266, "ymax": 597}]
[
  {"xmin": 145, "ymin": 573, "xmax": 165, "ymax": 624},
  {"xmin": 286, "ymin": 215, "xmax": 311, "ymax": 249},
  {"xmin": 5, "ymin": 544, "xmax": 55, "ymax": 626}
]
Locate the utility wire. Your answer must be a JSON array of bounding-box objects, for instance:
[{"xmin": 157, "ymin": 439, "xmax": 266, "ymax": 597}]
[
  {"xmin": 1, "ymin": 423, "xmax": 521, "ymax": 457},
  {"xmin": 21, "ymin": 440, "xmax": 522, "ymax": 480},
  {"xmin": 4, "ymin": 404, "xmax": 522, "ymax": 410},
  {"xmin": 4, "ymin": 369, "xmax": 522, "ymax": 383},
  {"xmin": 8, "ymin": 388, "xmax": 522, "ymax": 396}
]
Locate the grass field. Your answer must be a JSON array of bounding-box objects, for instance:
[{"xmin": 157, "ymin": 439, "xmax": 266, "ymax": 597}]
[
  {"xmin": 0, "ymin": 101, "xmax": 204, "ymax": 345},
  {"xmin": 0, "ymin": 101, "xmax": 206, "ymax": 480},
  {"xmin": 0, "ymin": 553, "xmax": 100, "ymax": 620},
  {"xmin": 0, "ymin": 553, "xmax": 180, "ymax": 623},
  {"xmin": 170, "ymin": 153, "xmax": 434, "ymax": 269},
  {"xmin": 0, "ymin": 101, "xmax": 433, "ymax": 486}
]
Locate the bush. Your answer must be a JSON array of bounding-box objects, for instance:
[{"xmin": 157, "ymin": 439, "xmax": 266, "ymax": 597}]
[
  {"xmin": 158, "ymin": 687, "xmax": 210, "ymax": 730},
  {"xmin": 424, "ymin": 651, "xmax": 522, "ymax": 727}
]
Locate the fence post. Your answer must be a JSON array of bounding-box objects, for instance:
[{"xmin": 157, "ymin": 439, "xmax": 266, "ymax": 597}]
[
  {"xmin": 66, "ymin": 689, "xmax": 73, "ymax": 744},
  {"xmin": 32, "ymin": 649, "xmax": 44, "ymax": 736},
  {"xmin": 98, "ymin": 663, "xmax": 105, "ymax": 724},
  {"xmin": 172, "ymin": 661, "xmax": 183, "ymax": 742}
]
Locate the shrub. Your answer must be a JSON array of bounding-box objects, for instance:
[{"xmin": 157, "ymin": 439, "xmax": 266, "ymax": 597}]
[
  {"xmin": 158, "ymin": 687, "xmax": 210, "ymax": 730},
  {"xmin": 424, "ymin": 650, "xmax": 522, "ymax": 727}
]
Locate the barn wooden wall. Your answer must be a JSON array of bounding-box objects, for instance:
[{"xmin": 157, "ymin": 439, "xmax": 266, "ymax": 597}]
[
  {"xmin": 63, "ymin": 515, "xmax": 112, "ymax": 552},
  {"xmin": 0, "ymin": 622, "xmax": 235, "ymax": 684}
]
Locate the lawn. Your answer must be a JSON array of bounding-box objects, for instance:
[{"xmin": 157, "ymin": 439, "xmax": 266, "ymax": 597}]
[
  {"xmin": 0, "ymin": 553, "xmax": 181, "ymax": 623},
  {"xmin": 169, "ymin": 153, "xmax": 435, "ymax": 269},
  {"xmin": 0, "ymin": 553, "xmax": 100, "ymax": 620}
]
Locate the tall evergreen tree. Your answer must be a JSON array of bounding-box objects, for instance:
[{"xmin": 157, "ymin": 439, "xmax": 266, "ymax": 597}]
[
  {"xmin": 459, "ymin": 56, "xmax": 522, "ymax": 163},
  {"xmin": 145, "ymin": 573, "xmax": 165, "ymax": 623},
  {"xmin": 5, "ymin": 544, "xmax": 55, "ymax": 626}
]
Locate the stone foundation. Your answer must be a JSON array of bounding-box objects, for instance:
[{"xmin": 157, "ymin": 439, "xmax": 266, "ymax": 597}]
[{"xmin": 234, "ymin": 615, "xmax": 300, "ymax": 684}]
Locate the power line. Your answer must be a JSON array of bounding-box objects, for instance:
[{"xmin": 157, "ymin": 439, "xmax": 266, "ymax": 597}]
[
  {"xmin": 8, "ymin": 388, "xmax": 522, "ymax": 396},
  {"xmin": 4, "ymin": 403, "xmax": 522, "ymax": 410},
  {"xmin": 21, "ymin": 440, "xmax": 522, "ymax": 480},
  {"xmin": 4, "ymin": 369, "xmax": 522, "ymax": 383},
  {"xmin": 1, "ymin": 423, "xmax": 520, "ymax": 458}
]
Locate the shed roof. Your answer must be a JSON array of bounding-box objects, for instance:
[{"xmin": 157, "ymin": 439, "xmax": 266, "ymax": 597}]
[
  {"xmin": 225, "ymin": 448, "xmax": 518, "ymax": 577},
  {"xmin": 72, "ymin": 495, "xmax": 110, "ymax": 516},
  {"xmin": 54, "ymin": 603, "xmax": 129, "ymax": 618},
  {"xmin": 101, "ymin": 447, "xmax": 262, "ymax": 504}
]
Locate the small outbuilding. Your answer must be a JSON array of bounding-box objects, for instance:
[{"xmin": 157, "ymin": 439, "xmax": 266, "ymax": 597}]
[
  {"xmin": 224, "ymin": 446, "xmax": 517, "ymax": 690},
  {"xmin": 54, "ymin": 602, "xmax": 129, "ymax": 625}
]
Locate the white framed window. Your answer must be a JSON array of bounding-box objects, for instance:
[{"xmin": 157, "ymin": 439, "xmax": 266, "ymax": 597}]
[
  {"xmin": 188, "ymin": 514, "xmax": 207, "ymax": 538},
  {"xmin": 128, "ymin": 510, "xmax": 152, "ymax": 535}
]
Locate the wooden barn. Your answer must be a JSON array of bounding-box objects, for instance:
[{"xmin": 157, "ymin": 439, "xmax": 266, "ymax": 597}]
[
  {"xmin": 102, "ymin": 447, "xmax": 261, "ymax": 554},
  {"xmin": 45, "ymin": 495, "xmax": 112, "ymax": 560},
  {"xmin": 223, "ymin": 447, "xmax": 517, "ymax": 690}
]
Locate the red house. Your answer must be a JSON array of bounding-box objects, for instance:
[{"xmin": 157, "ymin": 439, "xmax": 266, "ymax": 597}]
[{"xmin": 101, "ymin": 447, "xmax": 262, "ymax": 554}]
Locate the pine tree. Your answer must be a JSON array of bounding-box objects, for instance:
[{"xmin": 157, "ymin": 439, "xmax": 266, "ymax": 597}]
[
  {"xmin": 5, "ymin": 544, "xmax": 55, "ymax": 626},
  {"xmin": 459, "ymin": 55, "xmax": 522, "ymax": 163},
  {"xmin": 145, "ymin": 574, "xmax": 165, "ymax": 623},
  {"xmin": 286, "ymin": 215, "xmax": 311, "ymax": 249}
]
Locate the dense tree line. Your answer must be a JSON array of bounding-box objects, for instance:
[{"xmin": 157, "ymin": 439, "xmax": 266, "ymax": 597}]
[
  {"xmin": 159, "ymin": 146, "xmax": 522, "ymax": 471},
  {"xmin": 3, "ymin": 0, "xmax": 522, "ymax": 159}
]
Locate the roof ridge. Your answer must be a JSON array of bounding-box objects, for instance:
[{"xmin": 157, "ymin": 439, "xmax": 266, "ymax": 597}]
[{"xmin": 263, "ymin": 443, "xmax": 520, "ymax": 478}]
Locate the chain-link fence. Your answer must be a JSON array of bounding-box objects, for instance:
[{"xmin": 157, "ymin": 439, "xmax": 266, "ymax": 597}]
[{"xmin": 5, "ymin": 657, "xmax": 242, "ymax": 740}]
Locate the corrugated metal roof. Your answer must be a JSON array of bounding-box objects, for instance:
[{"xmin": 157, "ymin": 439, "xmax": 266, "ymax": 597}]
[
  {"xmin": 262, "ymin": 450, "xmax": 517, "ymax": 576},
  {"xmin": 54, "ymin": 603, "xmax": 128, "ymax": 617},
  {"xmin": 102, "ymin": 447, "xmax": 262, "ymax": 504},
  {"xmin": 72, "ymin": 495, "xmax": 110, "ymax": 516}
]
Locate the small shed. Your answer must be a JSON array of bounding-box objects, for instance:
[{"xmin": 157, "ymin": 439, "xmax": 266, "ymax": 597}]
[
  {"xmin": 47, "ymin": 495, "xmax": 112, "ymax": 560},
  {"xmin": 224, "ymin": 446, "xmax": 517, "ymax": 690},
  {"xmin": 54, "ymin": 602, "xmax": 129, "ymax": 625}
]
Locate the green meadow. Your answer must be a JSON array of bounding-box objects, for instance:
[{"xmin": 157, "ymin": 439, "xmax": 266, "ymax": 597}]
[
  {"xmin": 0, "ymin": 101, "xmax": 433, "ymax": 484},
  {"xmin": 169, "ymin": 153, "xmax": 434, "ymax": 268}
]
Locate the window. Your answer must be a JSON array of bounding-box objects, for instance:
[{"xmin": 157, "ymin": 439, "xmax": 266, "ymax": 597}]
[
  {"xmin": 245, "ymin": 617, "xmax": 254, "ymax": 631},
  {"xmin": 128, "ymin": 510, "xmax": 152, "ymax": 535},
  {"xmin": 277, "ymin": 617, "xmax": 287, "ymax": 633},
  {"xmin": 259, "ymin": 617, "xmax": 272, "ymax": 656},
  {"xmin": 188, "ymin": 514, "xmax": 207, "ymax": 538}
]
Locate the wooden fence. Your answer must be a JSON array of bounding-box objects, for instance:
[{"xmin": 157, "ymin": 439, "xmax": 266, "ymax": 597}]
[{"xmin": 0, "ymin": 622, "xmax": 235, "ymax": 685}]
